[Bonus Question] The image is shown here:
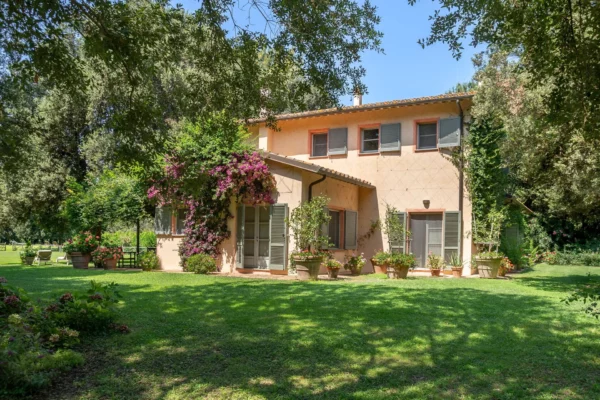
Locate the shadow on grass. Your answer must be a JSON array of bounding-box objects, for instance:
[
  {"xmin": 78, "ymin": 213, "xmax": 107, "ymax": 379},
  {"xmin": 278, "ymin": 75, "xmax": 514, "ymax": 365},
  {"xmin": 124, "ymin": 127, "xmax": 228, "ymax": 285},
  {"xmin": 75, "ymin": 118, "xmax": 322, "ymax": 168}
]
[
  {"xmin": 514, "ymin": 272, "xmax": 600, "ymax": 294},
  {"xmin": 2, "ymin": 265, "xmax": 599, "ymax": 399}
]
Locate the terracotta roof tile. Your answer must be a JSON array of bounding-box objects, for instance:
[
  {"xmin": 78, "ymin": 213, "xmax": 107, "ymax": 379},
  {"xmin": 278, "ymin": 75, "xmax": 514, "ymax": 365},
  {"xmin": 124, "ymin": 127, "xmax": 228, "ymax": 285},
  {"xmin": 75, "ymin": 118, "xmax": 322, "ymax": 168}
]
[
  {"xmin": 264, "ymin": 152, "xmax": 374, "ymax": 188},
  {"xmin": 250, "ymin": 91, "xmax": 474, "ymax": 123}
]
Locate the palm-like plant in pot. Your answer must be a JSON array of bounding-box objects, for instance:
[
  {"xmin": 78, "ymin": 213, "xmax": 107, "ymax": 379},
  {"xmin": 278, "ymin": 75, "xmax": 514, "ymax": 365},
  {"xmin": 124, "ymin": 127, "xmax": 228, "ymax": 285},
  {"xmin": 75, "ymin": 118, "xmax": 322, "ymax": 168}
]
[
  {"xmin": 427, "ymin": 252, "xmax": 444, "ymax": 277},
  {"xmin": 448, "ymin": 253, "xmax": 464, "ymax": 278},
  {"xmin": 287, "ymin": 195, "xmax": 331, "ymax": 281},
  {"xmin": 474, "ymin": 208, "xmax": 506, "ymax": 279}
]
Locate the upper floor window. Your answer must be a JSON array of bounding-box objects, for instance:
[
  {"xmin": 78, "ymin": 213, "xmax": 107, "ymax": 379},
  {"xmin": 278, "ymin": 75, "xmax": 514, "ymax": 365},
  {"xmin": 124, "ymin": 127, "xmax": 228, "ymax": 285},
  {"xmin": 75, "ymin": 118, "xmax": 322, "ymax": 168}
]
[
  {"xmin": 361, "ymin": 128, "xmax": 380, "ymax": 153},
  {"xmin": 417, "ymin": 122, "xmax": 437, "ymax": 150},
  {"xmin": 311, "ymin": 132, "xmax": 328, "ymax": 157}
]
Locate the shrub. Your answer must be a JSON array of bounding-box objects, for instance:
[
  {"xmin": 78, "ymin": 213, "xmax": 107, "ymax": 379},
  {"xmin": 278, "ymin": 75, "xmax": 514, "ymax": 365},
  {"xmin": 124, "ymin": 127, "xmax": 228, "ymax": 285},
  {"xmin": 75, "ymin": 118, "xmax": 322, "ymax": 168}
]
[
  {"xmin": 63, "ymin": 232, "xmax": 100, "ymax": 254},
  {"xmin": 344, "ymin": 253, "xmax": 366, "ymax": 272},
  {"xmin": 388, "ymin": 252, "xmax": 416, "ymax": 269},
  {"xmin": 140, "ymin": 231, "xmax": 157, "ymax": 248},
  {"xmin": 323, "ymin": 258, "xmax": 342, "ymax": 269},
  {"xmin": 139, "ymin": 252, "xmax": 160, "ymax": 271},
  {"xmin": 185, "ymin": 254, "xmax": 217, "ymax": 274},
  {"xmin": 426, "ymin": 253, "xmax": 444, "ymax": 270},
  {"xmin": 0, "ymin": 278, "xmax": 127, "ymax": 394}
]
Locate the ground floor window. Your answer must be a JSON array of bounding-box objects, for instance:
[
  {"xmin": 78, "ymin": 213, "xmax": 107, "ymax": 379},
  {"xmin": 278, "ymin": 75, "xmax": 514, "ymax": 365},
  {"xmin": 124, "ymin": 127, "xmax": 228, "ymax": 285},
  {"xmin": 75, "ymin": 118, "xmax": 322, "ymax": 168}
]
[{"xmin": 328, "ymin": 210, "xmax": 341, "ymax": 249}]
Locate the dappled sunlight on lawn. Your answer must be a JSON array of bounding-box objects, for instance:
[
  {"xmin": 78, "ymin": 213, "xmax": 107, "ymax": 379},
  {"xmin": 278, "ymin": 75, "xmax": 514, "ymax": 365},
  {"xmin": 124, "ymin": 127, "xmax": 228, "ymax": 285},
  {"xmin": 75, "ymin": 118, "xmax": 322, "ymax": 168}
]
[{"xmin": 1, "ymin": 264, "xmax": 599, "ymax": 399}]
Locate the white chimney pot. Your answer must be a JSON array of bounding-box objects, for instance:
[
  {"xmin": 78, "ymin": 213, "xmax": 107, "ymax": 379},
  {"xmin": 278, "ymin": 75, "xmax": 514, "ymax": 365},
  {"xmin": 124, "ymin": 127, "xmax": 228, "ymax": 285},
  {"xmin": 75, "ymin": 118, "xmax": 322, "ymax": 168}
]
[{"xmin": 353, "ymin": 94, "xmax": 363, "ymax": 106}]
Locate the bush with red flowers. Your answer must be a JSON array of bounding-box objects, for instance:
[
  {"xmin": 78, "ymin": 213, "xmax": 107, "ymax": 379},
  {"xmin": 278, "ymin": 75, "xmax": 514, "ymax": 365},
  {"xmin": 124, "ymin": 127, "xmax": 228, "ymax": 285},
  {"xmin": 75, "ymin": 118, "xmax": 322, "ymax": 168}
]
[{"xmin": 63, "ymin": 231, "xmax": 100, "ymax": 254}]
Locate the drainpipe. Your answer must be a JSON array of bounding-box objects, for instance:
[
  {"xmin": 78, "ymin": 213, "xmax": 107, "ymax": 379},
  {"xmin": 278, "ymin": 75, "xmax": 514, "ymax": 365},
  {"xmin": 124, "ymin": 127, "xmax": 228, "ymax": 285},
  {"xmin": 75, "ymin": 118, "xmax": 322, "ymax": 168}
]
[
  {"xmin": 456, "ymin": 100, "xmax": 465, "ymax": 261},
  {"xmin": 308, "ymin": 175, "xmax": 326, "ymax": 201}
]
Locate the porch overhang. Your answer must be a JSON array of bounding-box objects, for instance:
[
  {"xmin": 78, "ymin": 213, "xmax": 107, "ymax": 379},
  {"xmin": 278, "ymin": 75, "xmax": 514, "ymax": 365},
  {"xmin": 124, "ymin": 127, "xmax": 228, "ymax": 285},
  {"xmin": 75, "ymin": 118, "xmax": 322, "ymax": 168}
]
[{"xmin": 264, "ymin": 152, "xmax": 375, "ymax": 189}]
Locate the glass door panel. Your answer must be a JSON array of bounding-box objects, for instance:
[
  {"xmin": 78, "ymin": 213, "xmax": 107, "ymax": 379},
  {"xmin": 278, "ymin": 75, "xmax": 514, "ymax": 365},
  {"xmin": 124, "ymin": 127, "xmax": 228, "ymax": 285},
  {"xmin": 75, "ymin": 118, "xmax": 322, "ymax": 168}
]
[
  {"xmin": 244, "ymin": 206, "xmax": 257, "ymax": 268},
  {"xmin": 257, "ymin": 206, "xmax": 270, "ymax": 268}
]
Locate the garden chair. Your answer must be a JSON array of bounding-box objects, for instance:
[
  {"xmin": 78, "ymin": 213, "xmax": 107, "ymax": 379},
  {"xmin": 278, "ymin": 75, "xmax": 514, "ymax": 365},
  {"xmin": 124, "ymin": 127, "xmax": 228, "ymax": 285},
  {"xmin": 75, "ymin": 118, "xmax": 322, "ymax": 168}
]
[
  {"xmin": 35, "ymin": 250, "xmax": 53, "ymax": 265},
  {"xmin": 56, "ymin": 253, "xmax": 72, "ymax": 265}
]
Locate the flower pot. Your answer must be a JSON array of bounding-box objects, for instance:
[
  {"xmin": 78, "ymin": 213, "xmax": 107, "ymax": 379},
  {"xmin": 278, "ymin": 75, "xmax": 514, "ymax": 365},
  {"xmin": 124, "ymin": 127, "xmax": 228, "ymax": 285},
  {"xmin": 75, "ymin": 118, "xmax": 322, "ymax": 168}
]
[
  {"xmin": 386, "ymin": 266, "xmax": 397, "ymax": 279},
  {"xmin": 451, "ymin": 267, "xmax": 463, "ymax": 278},
  {"xmin": 294, "ymin": 256, "xmax": 324, "ymax": 281},
  {"xmin": 476, "ymin": 257, "xmax": 502, "ymax": 279},
  {"xmin": 70, "ymin": 252, "xmax": 91, "ymax": 269},
  {"xmin": 430, "ymin": 269, "xmax": 441, "ymax": 277},
  {"xmin": 349, "ymin": 267, "xmax": 362, "ymax": 276},
  {"xmin": 327, "ymin": 268, "xmax": 339, "ymax": 279},
  {"xmin": 371, "ymin": 258, "xmax": 386, "ymax": 274},
  {"xmin": 103, "ymin": 257, "xmax": 117, "ymax": 270},
  {"xmin": 387, "ymin": 264, "xmax": 409, "ymax": 279},
  {"xmin": 23, "ymin": 257, "xmax": 35, "ymax": 266}
]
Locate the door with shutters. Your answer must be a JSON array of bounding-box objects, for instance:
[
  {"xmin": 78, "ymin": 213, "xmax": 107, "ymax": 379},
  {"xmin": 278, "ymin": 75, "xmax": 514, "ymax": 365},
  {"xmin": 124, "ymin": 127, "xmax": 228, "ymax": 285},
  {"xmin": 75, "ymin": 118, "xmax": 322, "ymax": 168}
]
[
  {"xmin": 236, "ymin": 204, "xmax": 288, "ymax": 270},
  {"xmin": 410, "ymin": 213, "xmax": 443, "ymax": 268}
]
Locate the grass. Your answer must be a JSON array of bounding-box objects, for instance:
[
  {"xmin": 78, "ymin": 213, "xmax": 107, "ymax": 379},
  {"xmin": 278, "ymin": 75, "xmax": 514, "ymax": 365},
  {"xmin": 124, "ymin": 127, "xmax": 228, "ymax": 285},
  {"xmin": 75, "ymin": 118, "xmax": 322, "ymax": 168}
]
[{"xmin": 1, "ymin": 258, "xmax": 599, "ymax": 399}]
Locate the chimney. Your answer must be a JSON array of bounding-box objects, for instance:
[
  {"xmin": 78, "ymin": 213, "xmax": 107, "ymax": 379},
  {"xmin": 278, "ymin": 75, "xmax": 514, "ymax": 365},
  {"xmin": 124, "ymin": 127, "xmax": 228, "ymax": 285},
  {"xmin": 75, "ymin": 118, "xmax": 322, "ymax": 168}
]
[{"xmin": 353, "ymin": 93, "xmax": 363, "ymax": 106}]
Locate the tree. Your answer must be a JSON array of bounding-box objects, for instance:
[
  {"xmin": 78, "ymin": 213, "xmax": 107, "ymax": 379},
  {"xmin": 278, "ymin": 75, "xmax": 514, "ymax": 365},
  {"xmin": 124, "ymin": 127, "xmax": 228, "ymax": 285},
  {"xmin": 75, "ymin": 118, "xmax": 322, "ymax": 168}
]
[
  {"xmin": 410, "ymin": 0, "xmax": 600, "ymax": 140},
  {"xmin": 63, "ymin": 171, "xmax": 147, "ymax": 237}
]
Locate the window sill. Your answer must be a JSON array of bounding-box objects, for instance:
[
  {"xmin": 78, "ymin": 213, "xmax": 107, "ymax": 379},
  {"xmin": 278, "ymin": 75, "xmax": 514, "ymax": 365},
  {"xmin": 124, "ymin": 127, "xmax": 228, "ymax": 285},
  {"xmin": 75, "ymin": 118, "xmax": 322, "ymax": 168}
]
[
  {"xmin": 358, "ymin": 152, "xmax": 379, "ymax": 157},
  {"xmin": 309, "ymin": 155, "xmax": 329, "ymax": 160},
  {"xmin": 415, "ymin": 148, "xmax": 439, "ymax": 153}
]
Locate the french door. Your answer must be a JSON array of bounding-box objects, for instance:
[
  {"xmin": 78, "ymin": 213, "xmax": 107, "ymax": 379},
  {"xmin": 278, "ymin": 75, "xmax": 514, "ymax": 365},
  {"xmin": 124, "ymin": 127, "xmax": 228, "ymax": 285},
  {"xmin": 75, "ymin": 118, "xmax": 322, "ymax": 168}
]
[
  {"xmin": 236, "ymin": 204, "xmax": 288, "ymax": 270},
  {"xmin": 410, "ymin": 213, "xmax": 443, "ymax": 269}
]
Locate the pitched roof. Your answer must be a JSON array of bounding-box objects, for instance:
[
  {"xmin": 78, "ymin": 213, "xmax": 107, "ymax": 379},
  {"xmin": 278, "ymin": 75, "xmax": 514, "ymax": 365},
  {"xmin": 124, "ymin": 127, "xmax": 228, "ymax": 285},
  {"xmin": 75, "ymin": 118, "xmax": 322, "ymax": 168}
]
[
  {"xmin": 264, "ymin": 152, "xmax": 374, "ymax": 189},
  {"xmin": 251, "ymin": 92, "xmax": 474, "ymax": 123}
]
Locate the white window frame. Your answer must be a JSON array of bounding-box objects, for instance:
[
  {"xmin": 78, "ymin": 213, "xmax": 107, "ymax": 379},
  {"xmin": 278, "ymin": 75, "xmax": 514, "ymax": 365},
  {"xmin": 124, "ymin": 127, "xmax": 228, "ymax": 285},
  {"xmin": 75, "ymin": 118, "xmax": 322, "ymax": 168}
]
[
  {"xmin": 417, "ymin": 122, "xmax": 438, "ymax": 150},
  {"xmin": 360, "ymin": 127, "xmax": 380, "ymax": 153},
  {"xmin": 311, "ymin": 132, "xmax": 328, "ymax": 157}
]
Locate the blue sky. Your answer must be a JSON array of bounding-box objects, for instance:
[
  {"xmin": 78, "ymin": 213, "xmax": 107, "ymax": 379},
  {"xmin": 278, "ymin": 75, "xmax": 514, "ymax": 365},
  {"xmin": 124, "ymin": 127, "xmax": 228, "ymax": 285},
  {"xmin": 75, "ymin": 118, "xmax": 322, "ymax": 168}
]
[{"xmin": 175, "ymin": 1, "xmax": 479, "ymax": 105}]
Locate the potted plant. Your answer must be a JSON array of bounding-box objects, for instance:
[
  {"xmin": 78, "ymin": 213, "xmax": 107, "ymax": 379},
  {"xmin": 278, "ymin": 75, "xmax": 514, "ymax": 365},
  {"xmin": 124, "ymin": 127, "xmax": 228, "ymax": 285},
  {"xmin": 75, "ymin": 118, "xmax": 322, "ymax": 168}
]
[
  {"xmin": 323, "ymin": 258, "xmax": 342, "ymax": 279},
  {"xmin": 372, "ymin": 251, "xmax": 392, "ymax": 276},
  {"xmin": 448, "ymin": 253, "xmax": 464, "ymax": 278},
  {"xmin": 474, "ymin": 208, "xmax": 506, "ymax": 279},
  {"xmin": 19, "ymin": 242, "xmax": 36, "ymax": 266},
  {"xmin": 383, "ymin": 204, "xmax": 411, "ymax": 254},
  {"xmin": 92, "ymin": 246, "xmax": 124, "ymax": 270},
  {"xmin": 498, "ymin": 256, "xmax": 514, "ymax": 277},
  {"xmin": 63, "ymin": 232, "xmax": 100, "ymax": 269},
  {"xmin": 387, "ymin": 252, "xmax": 415, "ymax": 279},
  {"xmin": 344, "ymin": 253, "xmax": 366, "ymax": 276},
  {"xmin": 287, "ymin": 196, "xmax": 331, "ymax": 281},
  {"xmin": 427, "ymin": 252, "xmax": 443, "ymax": 277}
]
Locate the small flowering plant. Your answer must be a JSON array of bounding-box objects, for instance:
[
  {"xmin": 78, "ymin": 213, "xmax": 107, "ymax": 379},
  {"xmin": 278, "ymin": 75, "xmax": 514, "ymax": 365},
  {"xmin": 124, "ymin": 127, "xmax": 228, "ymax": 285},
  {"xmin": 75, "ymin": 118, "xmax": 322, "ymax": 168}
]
[
  {"xmin": 344, "ymin": 253, "xmax": 366, "ymax": 273},
  {"xmin": 91, "ymin": 246, "xmax": 124, "ymax": 262},
  {"xmin": 323, "ymin": 258, "xmax": 343, "ymax": 269},
  {"xmin": 63, "ymin": 232, "xmax": 100, "ymax": 254},
  {"xmin": 500, "ymin": 257, "xmax": 515, "ymax": 272}
]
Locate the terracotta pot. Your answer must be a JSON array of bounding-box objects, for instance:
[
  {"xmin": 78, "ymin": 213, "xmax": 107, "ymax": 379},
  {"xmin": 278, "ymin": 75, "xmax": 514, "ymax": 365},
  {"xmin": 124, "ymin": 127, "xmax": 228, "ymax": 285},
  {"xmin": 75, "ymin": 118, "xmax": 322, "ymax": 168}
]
[
  {"xmin": 451, "ymin": 267, "xmax": 463, "ymax": 278},
  {"xmin": 70, "ymin": 252, "xmax": 91, "ymax": 269},
  {"xmin": 394, "ymin": 264, "xmax": 410, "ymax": 279},
  {"xmin": 430, "ymin": 269, "xmax": 441, "ymax": 277},
  {"xmin": 327, "ymin": 268, "xmax": 339, "ymax": 279},
  {"xmin": 23, "ymin": 256, "xmax": 35, "ymax": 266},
  {"xmin": 476, "ymin": 258, "xmax": 502, "ymax": 279},
  {"xmin": 371, "ymin": 258, "xmax": 387, "ymax": 274},
  {"xmin": 349, "ymin": 267, "xmax": 362, "ymax": 276},
  {"xmin": 386, "ymin": 266, "xmax": 397, "ymax": 279},
  {"xmin": 294, "ymin": 256, "xmax": 324, "ymax": 281},
  {"xmin": 103, "ymin": 257, "xmax": 117, "ymax": 270}
]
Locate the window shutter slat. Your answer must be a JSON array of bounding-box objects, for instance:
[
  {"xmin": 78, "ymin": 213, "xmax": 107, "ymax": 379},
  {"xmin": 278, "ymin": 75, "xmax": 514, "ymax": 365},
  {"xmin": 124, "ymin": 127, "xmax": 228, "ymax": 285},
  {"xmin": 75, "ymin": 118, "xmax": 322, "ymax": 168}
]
[
  {"xmin": 328, "ymin": 128, "xmax": 348, "ymax": 155},
  {"xmin": 380, "ymin": 123, "xmax": 401, "ymax": 152},
  {"xmin": 236, "ymin": 205, "xmax": 244, "ymax": 268},
  {"xmin": 154, "ymin": 206, "xmax": 172, "ymax": 234},
  {"xmin": 443, "ymin": 211, "xmax": 461, "ymax": 263},
  {"xmin": 344, "ymin": 210, "xmax": 358, "ymax": 250},
  {"xmin": 439, "ymin": 117, "xmax": 461, "ymax": 148},
  {"xmin": 269, "ymin": 204, "xmax": 288, "ymax": 270},
  {"xmin": 389, "ymin": 212, "xmax": 406, "ymax": 253}
]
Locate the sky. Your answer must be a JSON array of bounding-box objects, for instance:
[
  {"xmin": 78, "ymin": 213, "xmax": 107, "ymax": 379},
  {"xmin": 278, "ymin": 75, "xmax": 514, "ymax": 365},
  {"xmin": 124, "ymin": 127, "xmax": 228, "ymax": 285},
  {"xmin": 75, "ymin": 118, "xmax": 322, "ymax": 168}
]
[{"xmin": 175, "ymin": 1, "xmax": 480, "ymax": 106}]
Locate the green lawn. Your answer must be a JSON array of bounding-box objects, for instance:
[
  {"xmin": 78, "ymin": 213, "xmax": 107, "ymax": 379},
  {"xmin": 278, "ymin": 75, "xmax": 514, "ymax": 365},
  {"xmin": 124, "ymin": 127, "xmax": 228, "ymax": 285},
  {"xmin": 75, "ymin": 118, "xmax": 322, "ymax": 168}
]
[{"xmin": 1, "ymin": 262, "xmax": 599, "ymax": 399}]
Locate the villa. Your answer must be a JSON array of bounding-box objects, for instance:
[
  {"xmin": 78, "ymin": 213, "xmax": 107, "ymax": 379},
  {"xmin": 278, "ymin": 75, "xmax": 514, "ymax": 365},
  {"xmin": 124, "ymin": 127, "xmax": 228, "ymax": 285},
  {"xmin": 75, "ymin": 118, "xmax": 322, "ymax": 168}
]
[{"xmin": 156, "ymin": 92, "xmax": 475, "ymax": 275}]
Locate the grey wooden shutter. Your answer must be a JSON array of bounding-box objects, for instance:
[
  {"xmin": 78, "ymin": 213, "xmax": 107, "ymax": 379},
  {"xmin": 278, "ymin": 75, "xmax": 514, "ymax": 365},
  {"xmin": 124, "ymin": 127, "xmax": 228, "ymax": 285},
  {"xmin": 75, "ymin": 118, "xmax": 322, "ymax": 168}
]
[
  {"xmin": 328, "ymin": 128, "xmax": 348, "ymax": 155},
  {"xmin": 443, "ymin": 211, "xmax": 461, "ymax": 262},
  {"xmin": 380, "ymin": 123, "xmax": 401, "ymax": 152},
  {"xmin": 236, "ymin": 205, "xmax": 245, "ymax": 268},
  {"xmin": 344, "ymin": 210, "xmax": 358, "ymax": 250},
  {"xmin": 438, "ymin": 117, "xmax": 461, "ymax": 148},
  {"xmin": 389, "ymin": 212, "xmax": 406, "ymax": 253},
  {"xmin": 154, "ymin": 206, "xmax": 172, "ymax": 234},
  {"xmin": 269, "ymin": 204, "xmax": 288, "ymax": 270}
]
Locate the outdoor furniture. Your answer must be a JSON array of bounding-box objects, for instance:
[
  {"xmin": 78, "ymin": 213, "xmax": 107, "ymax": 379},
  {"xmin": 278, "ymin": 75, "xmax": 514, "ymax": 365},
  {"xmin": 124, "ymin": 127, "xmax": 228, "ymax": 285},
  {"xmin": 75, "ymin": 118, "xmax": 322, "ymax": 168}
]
[
  {"xmin": 35, "ymin": 250, "xmax": 53, "ymax": 265},
  {"xmin": 56, "ymin": 253, "xmax": 72, "ymax": 265}
]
